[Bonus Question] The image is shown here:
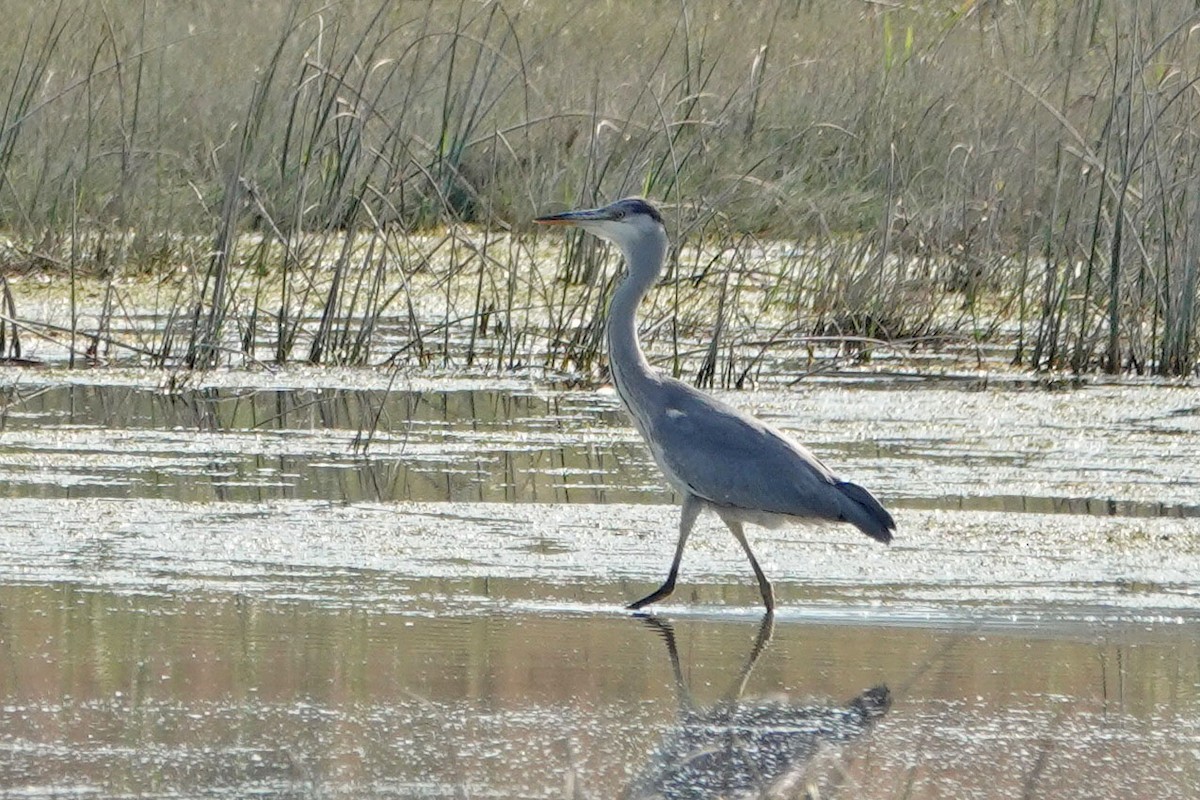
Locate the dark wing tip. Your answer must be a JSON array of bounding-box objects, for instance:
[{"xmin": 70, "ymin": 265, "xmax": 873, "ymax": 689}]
[
  {"xmin": 861, "ymin": 522, "xmax": 894, "ymax": 545},
  {"xmin": 835, "ymin": 480, "xmax": 896, "ymax": 544}
]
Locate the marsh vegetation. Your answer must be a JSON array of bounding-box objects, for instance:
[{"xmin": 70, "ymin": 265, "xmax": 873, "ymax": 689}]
[{"xmin": 0, "ymin": 0, "xmax": 1198, "ymax": 377}]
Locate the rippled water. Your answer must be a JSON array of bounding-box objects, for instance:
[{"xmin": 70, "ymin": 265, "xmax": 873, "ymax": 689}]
[
  {"xmin": 1, "ymin": 369, "xmax": 1198, "ymax": 797},
  {"xmin": 3, "ymin": 587, "xmax": 1197, "ymax": 798}
]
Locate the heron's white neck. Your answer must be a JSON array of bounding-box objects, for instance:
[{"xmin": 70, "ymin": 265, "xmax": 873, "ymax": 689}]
[{"xmin": 606, "ymin": 228, "xmax": 668, "ymax": 413}]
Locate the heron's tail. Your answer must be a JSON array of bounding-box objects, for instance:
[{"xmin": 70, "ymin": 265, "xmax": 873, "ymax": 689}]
[{"xmin": 834, "ymin": 481, "xmax": 895, "ymax": 544}]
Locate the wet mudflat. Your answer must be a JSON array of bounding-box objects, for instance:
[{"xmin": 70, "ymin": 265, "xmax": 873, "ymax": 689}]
[{"xmin": 1, "ymin": 368, "xmax": 1198, "ymax": 797}]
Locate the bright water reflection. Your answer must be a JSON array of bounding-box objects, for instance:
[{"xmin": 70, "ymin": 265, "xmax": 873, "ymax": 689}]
[
  {"xmin": 1, "ymin": 375, "xmax": 1199, "ymax": 798},
  {"xmin": 1, "ymin": 583, "xmax": 1197, "ymax": 798},
  {"xmin": 1, "ymin": 380, "xmax": 1197, "ymax": 515},
  {"xmin": 0, "ymin": 385, "xmax": 659, "ymax": 504}
]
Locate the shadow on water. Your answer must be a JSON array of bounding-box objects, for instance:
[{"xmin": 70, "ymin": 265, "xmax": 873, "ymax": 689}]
[{"xmin": 624, "ymin": 614, "xmax": 890, "ymax": 800}]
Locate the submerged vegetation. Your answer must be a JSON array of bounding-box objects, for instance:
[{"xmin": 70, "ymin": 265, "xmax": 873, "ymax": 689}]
[{"xmin": 0, "ymin": 0, "xmax": 1197, "ymax": 378}]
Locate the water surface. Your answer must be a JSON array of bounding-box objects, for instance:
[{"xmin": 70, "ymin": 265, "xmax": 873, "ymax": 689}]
[
  {"xmin": 1, "ymin": 371, "xmax": 1198, "ymax": 797},
  {"xmin": 2, "ymin": 583, "xmax": 1197, "ymax": 798}
]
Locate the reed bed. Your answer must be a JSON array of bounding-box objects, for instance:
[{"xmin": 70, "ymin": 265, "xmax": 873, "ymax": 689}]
[{"xmin": 0, "ymin": 0, "xmax": 1197, "ymax": 378}]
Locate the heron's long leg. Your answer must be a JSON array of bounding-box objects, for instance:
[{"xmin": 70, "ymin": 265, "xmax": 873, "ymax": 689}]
[
  {"xmin": 628, "ymin": 494, "xmax": 702, "ymax": 610},
  {"xmin": 721, "ymin": 517, "xmax": 776, "ymax": 612}
]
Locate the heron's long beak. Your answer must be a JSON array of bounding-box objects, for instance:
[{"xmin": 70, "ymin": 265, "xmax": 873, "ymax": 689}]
[{"xmin": 534, "ymin": 207, "xmax": 612, "ymax": 226}]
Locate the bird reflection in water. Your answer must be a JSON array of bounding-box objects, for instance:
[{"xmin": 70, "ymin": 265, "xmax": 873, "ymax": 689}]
[{"xmin": 623, "ymin": 615, "xmax": 890, "ymax": 800}]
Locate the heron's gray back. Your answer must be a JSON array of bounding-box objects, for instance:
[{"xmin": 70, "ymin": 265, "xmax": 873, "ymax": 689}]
[
  {"xmin": 624, "ymin": 377, "xmax": 893, "ymax": 541},
  {"xmin": 638, "ymin": 379, "xmax": 846, "ymax": 521}
]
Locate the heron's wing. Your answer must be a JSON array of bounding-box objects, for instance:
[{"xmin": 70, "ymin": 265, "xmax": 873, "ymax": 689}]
[{"xmin": 645, "ymin": 380, "xmax": 845, "ymax": 521}]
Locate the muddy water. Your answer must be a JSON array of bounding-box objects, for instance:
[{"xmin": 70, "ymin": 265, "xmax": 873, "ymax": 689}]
[{"xmin": 1, "ymin": 372, "xmax": 1199, "ymax": 797}]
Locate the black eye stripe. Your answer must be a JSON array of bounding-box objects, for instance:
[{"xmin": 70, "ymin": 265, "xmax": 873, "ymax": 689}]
[{"xmin": 616, "ymin": 198, "xmax": 663, "ymax": 224}]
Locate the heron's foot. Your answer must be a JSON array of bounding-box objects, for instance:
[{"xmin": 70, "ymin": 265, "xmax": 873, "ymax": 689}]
[{"xmin": 627, "ymin": 579, "xmax": 675, "ymax": 610}]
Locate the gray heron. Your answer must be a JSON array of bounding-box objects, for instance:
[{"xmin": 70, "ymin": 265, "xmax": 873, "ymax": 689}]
[{"xmin": 535, "ymin": 197, "xmax": 894, "ymax": 611}]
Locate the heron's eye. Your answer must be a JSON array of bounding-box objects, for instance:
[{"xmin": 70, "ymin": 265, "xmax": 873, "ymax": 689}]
[{"xmin": 612, "ymin": 210, "xmax": 625, "ymax": 220}]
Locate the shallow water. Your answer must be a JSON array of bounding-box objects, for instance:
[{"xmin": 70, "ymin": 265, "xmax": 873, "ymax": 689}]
[
  {"xmin": 1, "ymin": 371, "xmax": 1198, "ymax": 797},
  {"xmin": 2, "ymin": 585, "xmax": 1197, "ymax": 798}
]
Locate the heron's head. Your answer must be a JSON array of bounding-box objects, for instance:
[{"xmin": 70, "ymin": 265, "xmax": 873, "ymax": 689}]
[{"xmin": 534, "ymin": 197, "xmax": 665, "ymax": 254}]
